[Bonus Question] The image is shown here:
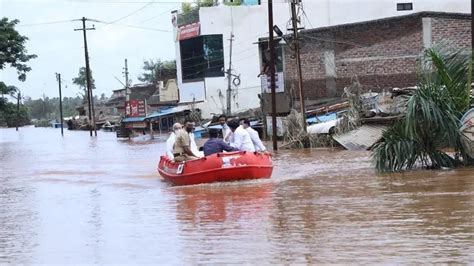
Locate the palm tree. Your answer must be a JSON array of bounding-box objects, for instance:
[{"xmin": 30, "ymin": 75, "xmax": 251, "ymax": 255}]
[{"xmin": 372, "ymin": 45, "xmax": 472, "ymax": 172}]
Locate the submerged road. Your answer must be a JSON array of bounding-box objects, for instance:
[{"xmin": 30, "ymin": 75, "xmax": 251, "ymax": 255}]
[{"xmin": 1, "ymin": 127, "xmax": 473, "ymax": 264}]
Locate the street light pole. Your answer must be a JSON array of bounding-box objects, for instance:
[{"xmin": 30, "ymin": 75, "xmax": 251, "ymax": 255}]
[
  {"xmin": 16, "ymin": 92, "xmax": 20, "ymax": 131},
  {"xmin": 56, "ymin": 73, "xmax": 64, "ymax": 136},
  {"xmin": 75, "ymin": 17, "xmax": 97, "ymax": 137},
  {"xmin": 290, "ymin": 0, "xmax": 307, "ymax": 133}
]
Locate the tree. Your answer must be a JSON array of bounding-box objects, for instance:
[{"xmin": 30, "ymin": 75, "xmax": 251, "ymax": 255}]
[
  {"xmin": 0, "ymin": 17, "xmax": 37, "ymax": 81},
  {"xmin": 137, "ymin": 59, "xmax": 176, "ymax": 84},
  {"xmin": 372, "ymin": 45, "xmax": 473, "ymax": 172},
  {"xmin": 72, "ymin": 67, "xmax": 95, "ymax": 98},
  {"xmin": 0, "ymin": 82, "xmax": 18, "ymax": 107}
]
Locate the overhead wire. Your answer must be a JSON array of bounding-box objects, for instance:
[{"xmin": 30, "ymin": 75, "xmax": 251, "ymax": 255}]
[
  {"xmin": 16, "ymin": 19, "xmax": 75, "ymax": 27},
  {"xmin": 104, "ymin": 0, "xmax": 155, "ymax": 25},
  {"xmin": 138, "ymin": 5, "xmax": 179, "ymax": 23}
]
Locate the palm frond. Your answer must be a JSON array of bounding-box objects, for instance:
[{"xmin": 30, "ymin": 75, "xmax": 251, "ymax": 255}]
[{"xmin": 372, "ymin": 45, "xmax": 472, "ymax": 172}]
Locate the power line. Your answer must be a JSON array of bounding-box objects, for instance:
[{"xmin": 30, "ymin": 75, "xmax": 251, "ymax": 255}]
[
  {"xmin": 94, "ymin": 20, "xmax": 171, "ymax": 32},
  {"xmin": 138, "ymin": 5, "xmax": 179, "ymax": 23},
  {"xmin": 105, "ymin": 1, "xmax": 155, "ymax": 25},
  {"xmin": 16, "ymin": 19, "xmax": 74, "ymax": 27}
]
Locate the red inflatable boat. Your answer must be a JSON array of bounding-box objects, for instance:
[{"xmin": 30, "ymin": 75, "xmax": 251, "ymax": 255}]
[{"xmin": 157, "ymin": 151, "xmax": 273, "ymax": 186}]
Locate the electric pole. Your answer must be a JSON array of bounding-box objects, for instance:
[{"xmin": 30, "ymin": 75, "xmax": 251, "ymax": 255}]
[
  {"xmin": 124, "ymin": 58, "xmax": 130, "ymax": 101},
  {"xmin": 226, "ymin": 32, "xmax": 234, "ymax": 116},
  {"xmin": 16, "ymin": 92, "xmax": 20, "ymax": 131},
  {"xmin": 75, "ymin": 17, "xmax": 97, "ymax": 137},
  {"xmin": 290, "ymin": 0, "xmax": 307, "ymax": 132},
  {"xmin": 56, "ymin": 73, "xmax": 64, "ymax": 136},
  {"xmin": 267, "ymin": 0, "xmax": 278, "ymax": 150}
]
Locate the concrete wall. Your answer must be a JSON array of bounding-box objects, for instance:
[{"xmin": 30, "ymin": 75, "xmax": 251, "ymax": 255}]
[
  {"xmin": 160, "ymin": 79, "xmax": 179, "ymax": 102},
  {"xmin": 173, "ymin": 1, "xmax": 470, "ymax": 118}
]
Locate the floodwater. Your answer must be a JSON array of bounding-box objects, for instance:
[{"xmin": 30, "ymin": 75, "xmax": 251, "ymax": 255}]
[{"xmin": 1, "ymin": 127, "xmax": 473, "ymax": 264}]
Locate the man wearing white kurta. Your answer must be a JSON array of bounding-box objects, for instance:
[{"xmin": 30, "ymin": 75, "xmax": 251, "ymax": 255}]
[
  {"xmin": 227, "ymin": 119, "xmax": 255, "ymax": 152},
  {"xmin": 240, "ymin": 118, "xmax": 266, "ymax": 151},
  {"xmin": 218, "ymin": 114, "xmax": 232, "ymax": 142},
  {"xmin": 166, "ymin": 122, "xmax": 182, "ymax": 159}
]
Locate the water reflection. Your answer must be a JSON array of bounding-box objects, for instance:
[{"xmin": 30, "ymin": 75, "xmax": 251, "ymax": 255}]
[{"xmin": 174, "ymin": 182, "xmax": 273, "ymax": 224}]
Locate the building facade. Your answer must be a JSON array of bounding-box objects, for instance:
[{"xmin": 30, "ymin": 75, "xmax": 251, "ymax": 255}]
[
  {"xmin": 172, "ymin": 1, "xmax": 470, "ymax": 119},
  {"xmin": 276, "ymin": 12, "xmax": 472, "ymax": 113}
]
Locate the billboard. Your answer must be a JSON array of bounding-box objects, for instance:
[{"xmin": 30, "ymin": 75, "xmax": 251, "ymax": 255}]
[
  {"xmin": 125, "ymin": 100, "xmax": 146, "ymax": 117},
  {"xmin": 178, "ymin": 22, "xmax": 200, "ymax": 41}
]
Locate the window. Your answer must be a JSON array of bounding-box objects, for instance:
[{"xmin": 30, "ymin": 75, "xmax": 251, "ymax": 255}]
[
  {"xmin": 397, "ymin": 3, "xmax": 413, "ymax": 11},
  {"xmin": 180, "ymin": 34, "xmax": 224, "ymax": 82}
]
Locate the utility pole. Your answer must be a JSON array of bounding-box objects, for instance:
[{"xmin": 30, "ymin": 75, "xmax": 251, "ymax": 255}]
[
  {"xmin": 56, "ymin": 73, "xmax": 64, "ymax": 136},
  {"xmin": 226, "ymin": 32, "xmax": 234, "ymax": 116},
  {"xmin": 16, "ymin": 92, "xmax": 20, "ymax": 131},
  {"xmin": 267, "ymin": 0, "xmax": 278, "ymax": 150},
  {"xmin": 124, "ymin": 58, "xmax": 130, "ymax": 101},
  {"xmin": 75, "ymin": 17, "xmax": 97, "ymax": 137},
  {"xmin": 290, "ymin": 0, "xmax": 307, "ymax": 132}
]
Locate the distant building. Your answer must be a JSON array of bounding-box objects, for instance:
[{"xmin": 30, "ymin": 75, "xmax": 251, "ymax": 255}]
[{"xmin": 171, "ymin": 1, "xmax": 469, "ymax": 119}]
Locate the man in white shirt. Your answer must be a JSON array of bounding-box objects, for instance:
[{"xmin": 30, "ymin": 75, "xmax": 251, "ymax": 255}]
[
  {"xmin": 240, "ymin": 118, "xmax": 266, "ymax": 151},
  {"xmin": 188, "ymin": 122, "xmax": 204, "ymax": 157},
  {"xmin": 166, "ymin": 122, "xmax": 182, "ymax": 159},
  {"xmin": 218, "ymin": 114, "xmax": 232, "ymax": 142},
  {"xmin": 227, "ymin": 119, "xmax": 255, "ymax": 152}
]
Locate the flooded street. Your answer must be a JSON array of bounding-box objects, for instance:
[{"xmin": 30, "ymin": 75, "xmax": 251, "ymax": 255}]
[{"xmin": 1, "ymin": 127, "xmax": 473, "ymax": 264}]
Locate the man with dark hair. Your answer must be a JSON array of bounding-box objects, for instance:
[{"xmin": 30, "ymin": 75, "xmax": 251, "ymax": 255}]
[
  {"xmin": 218, "ymin": 114, "xmax": 231, "ymax": 141},
  {"xmin": 227, "ymin": 119, "xmax": 255, "ymax": 152},
  {"xmin": 172, "ymin": 119, "xmax": 199, "ymax": 162},
  {"xmin": 202, "ymin": 128, "xmax": 238, "ymax": 156},
  {"xmin": 240, "ymin": 118, "xmax": 266, "ymax": 151}
]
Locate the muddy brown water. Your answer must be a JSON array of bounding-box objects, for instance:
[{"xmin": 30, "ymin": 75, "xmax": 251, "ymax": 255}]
[{"xmin": 1, "ymin": 127, "xmax": 473, "ymax": 264}]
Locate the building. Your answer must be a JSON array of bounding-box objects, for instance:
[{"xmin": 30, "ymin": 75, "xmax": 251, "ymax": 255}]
[
  {"xmin": 276, "ymin": 11, "xmax": 472, "ymax": 113},
  {"xmin": 171, "ymin": 0, "xmax": 469, "ymax": 119}
]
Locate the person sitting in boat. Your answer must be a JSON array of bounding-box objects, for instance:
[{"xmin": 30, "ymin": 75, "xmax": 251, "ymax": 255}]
[
  {"xmin": 203, "ymin": 128, "xmax": 239, "ymax": 156},
  {"xmin": 172, "ymin": 120, "xmax": 200, "ymax": 162},
  {"xmin": 218, "ymin": 114, "xmax": 232, "ymax": 141},
  {"xmin": 188, "ymin": 121, "xmax": 204, "ymax": 158},
  {"xmin": 240, "ymin": 118, "xmax": 266, "ymax": 152},
  {"xmin": 166, "ymin": 122, "xmax": 182, "ymax": 160},
  {"xmin": 227, "ymin": 119, "xmax": 255, "ymax": 152}
]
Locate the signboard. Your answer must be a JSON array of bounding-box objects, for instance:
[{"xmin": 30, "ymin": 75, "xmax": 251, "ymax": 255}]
[
  {"xmin": 266, "ymin": 116, "xmax": 286, "ymax": 137},
  {"xmin": 125, "ymin": 100, "xmax": 146, "ymax": 117},
  {"xmin": 178, "ymin": 22, "xmax": 200, "ymax": 41},
  {"xmin": 261, "ymin": 72, "xmax": 284, "ymax": 93}
]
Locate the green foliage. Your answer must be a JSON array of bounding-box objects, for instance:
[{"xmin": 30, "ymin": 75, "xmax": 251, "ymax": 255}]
[
  {"xmin": 178, "ymin": 6, "xmax": 199, "ymax": 26},
  {"xmin": 72, "ymin": 67, "xmax": 96, "ymax": 98},
  {"xmin": 181, "ymin": 3, "xmax": 194, "ymax": 14},
  {"xmin": 0, "ymin": 17, "xmax": 37, "ymax": 81},
  {"xmin": 198, "ymin": 0, "xmax": 215, "ymax": 7},
  {"xmin": 224, "ymin": 0, "xmax": 242, "ymax": 6},
  {"xmin": 0, "ymin": 101, "xmax": 30, "ymax": 127},
  {"xmin": 23, "ymin": 96, "xmax": 83, "ymax": 120},
  {"xmin": 138, "ymin": 59, "xmax": 176, "ymax": 84},
  {"xmin": 372, "ymin": 46, "xmax": 472, "ymax": 172},
  {"xmin": 0, "ymin": 82, "xmax": 18, "ymax": 97}
]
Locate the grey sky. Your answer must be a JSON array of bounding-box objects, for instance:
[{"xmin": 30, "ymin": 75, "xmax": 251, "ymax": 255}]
[{"xmin": 1, "ymin": 0, "xmax": 185, "ymax": 99}]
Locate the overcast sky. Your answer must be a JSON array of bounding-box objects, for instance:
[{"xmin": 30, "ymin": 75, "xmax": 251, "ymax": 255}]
[{"xmin": 1, "ymin": 0, "xmax": 187, "ymax": 99}]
